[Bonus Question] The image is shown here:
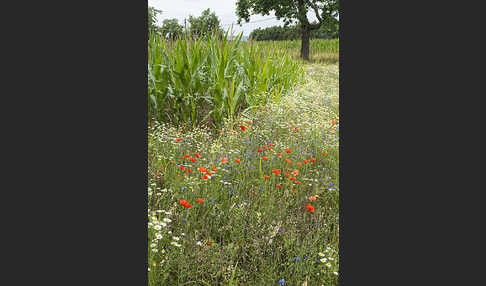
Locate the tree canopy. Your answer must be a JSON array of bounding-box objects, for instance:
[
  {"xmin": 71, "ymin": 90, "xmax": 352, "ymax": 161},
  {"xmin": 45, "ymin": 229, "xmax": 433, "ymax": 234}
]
[
  {"xmin": 188, "ymin": 9, "xmax": 223, "ymax": 38},
  {"xmin": 161, "ymin": 19, "xmax": 183, "ymax": 39},
  {"xmin": 148, "ymin": 6, "xmax": 162, "ymax": 35},
  {"xmin": 250, "ymin": 21, "xmax": 338, "ymax": 41}
]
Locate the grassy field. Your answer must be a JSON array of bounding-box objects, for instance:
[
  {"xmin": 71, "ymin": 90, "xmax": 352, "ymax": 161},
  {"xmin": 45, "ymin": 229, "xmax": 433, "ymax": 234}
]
[
  {"xmin": 250, "ymin": 39, "xmax": 339, "ymax": 64},
  {"xmin": 147, "ymin": 51, "xmax": 339, "ymax": 285}
]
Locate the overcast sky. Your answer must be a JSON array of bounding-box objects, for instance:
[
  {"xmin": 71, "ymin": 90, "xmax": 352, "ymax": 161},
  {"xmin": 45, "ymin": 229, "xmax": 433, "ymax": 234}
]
[{"xmin": 148, "ymin": 0, "xmax": 317, "ymax": 36}]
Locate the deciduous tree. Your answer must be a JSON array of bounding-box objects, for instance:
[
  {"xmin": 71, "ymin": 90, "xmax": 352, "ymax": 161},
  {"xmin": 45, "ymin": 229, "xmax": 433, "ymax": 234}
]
[{"xmin": 236, "ymin": 0, "xmax": 339, "ymax": 60}]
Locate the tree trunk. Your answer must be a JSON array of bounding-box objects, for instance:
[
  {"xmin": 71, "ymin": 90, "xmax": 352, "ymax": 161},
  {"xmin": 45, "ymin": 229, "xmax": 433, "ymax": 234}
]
[{"xmin": 301, "ymin": 27, "xmax": 310, "ymax": 61}]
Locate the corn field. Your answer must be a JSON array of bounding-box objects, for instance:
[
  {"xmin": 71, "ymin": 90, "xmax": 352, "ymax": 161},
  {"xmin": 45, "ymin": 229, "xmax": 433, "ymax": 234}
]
[{"xmin": 148, "ymin": 32, "xmax": 304, "ymax": 129}]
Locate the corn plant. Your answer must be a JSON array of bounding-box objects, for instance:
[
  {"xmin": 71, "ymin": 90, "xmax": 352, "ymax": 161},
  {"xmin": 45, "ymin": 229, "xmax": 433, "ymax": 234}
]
[{"xmin": 148, "ymin": 31, "xmax": 304, "ymax": 129}]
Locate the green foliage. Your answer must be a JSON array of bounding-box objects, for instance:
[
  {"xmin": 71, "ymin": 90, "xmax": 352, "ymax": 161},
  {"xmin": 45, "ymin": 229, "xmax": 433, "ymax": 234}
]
[
  {"xmin": 148, "ymin": 6, "xmax": 162, "ymax": 35},
  {"xmin": 148, "ymin": 31, "xmax": 304, "ymax": 128},
  {"xmin": 188, "ymin": 9, "xmax": 224, "ymax": 39},
  {"xmin": 161, "ymin": 19, "xmax": 183, "ymax": 39},
  {"xmin": 250, "ymin": 22, "xmax": 338, "ymax": 41}
]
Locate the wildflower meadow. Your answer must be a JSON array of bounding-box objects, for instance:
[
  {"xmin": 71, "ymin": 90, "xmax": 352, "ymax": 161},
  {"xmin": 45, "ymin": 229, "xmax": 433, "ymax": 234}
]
[{"xmin": 148, "ymin": 30, "xmax": 339, "ymax": 285}]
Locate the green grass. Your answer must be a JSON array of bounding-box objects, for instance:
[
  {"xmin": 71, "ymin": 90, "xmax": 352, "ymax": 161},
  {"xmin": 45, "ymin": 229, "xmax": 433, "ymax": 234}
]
[
  {"xmin": 250, "ymin": 39, "xmax": 339, "ymax": 63},
  {"xmin": 148, "ymin": 63, "xmax": 339, "ymax": 285}
]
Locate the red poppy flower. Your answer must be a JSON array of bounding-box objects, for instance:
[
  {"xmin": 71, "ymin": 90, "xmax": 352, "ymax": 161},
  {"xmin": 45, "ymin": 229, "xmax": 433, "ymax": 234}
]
[
  {"xmin": 277, "ymin": 153, "xmax": 283, "ymax": 158},
  {"xmin": 211, "ymin": 166, "xmax": 216, "ymax": 172},
  {"xmin": 240, "ymin": 125, "xmax": 246, "ymax": 131},
  {"xmin": 257, "ymin": 148, "xmax": 263, "ymax": 153},
  {"xmin": 206, "ymin": 171, "xmax": 212, "ymax": 176},
  {"xmin": 267, "ymin": 147, "xmax": 271, "ymax": 150},
  {"xmin": 202, "ymin": 175, "xmax": 208, "ymax": 180},
  {"xmin": 309, "ymin": 196, "xmax": 317, "ymax": 201},
  {"xmin": 289, "ymin": 177, "xmax": 296, "ymax": 181},
  {"xmin": 189, "ymin": 157, "xmax": 196, "ymax": 162},
  {"xmin": 176, "ymin": 138, "xmax": 182, "ymax": 142},
  {"xmin": 199, "ymin": 167, "xmax": 207, "ymax": 173},
  {"xmin": 296, "ymin": 180, "xmax": 301, "ymax": 184},
  {"xmin": 218, "ymin": 129, "xmax": 222, "ymax": 133},
  {"xmin": 180, "ymin": 200, "xmax": 191, "ymax": 208},
  {"xmin": 292, "ymin": 169, "xmax": 299, "ymax": 176},
  {"xmin": 179, "ymin": 166, "xmax": 185, "ymax": 170},
  {"xmin": 184, "ymin": 154, "xmax": 190, "ymax": 158},
  {"xmin": 247, "ymin": 122, "xmax": 252, "ymax": 125},
  {"xmin": 195, "ymin": 153, "xmax": 201, "ymax": 158},
  {"xmin": 272, "ymin": 169, "xmax": 281, "ymax": 175},
  {"xmin": 197, "ymin": 198, "xmax": 204, "ymax": 204},
  {"xmin": 310, "ymin": 158, "xmax": 316, "ymax": 162},
  {"xmin": 285, "ymin": 158, "xmax": 291, "ymax": 163},
  {"xmin": 297, "ymin": 162, "xmax": 302, "ymax": 167},
  {"xmin": 264, "ymin": 175, "xmax": 270, "ymax": 179},
  {"xmin": 332, "ymin": 119, "xmax": 337, "ymax": 125},
  {"xmin": 285, "ymin": 149, "xmax": 292, "ymax": 153},
  {"xmin": 285, "ymin": 172, "xmax": 290, "ymax": 177},
  {"xmin": 221, "ymin": 157, "xmax": 229, "ymax": 163},
  {"xmin": 263, "ymin": 156, "xmax": 269, "ymax": 161},
  {"xmin": 269, "ymin": 143, "xmax": 274, "ymax": 147},
  {"xmin": 305, "ymin": 204, "xmax": 314, "ymax": 213},
  {"xmin": 187, "ymin": 168, "xmax": 192, "ymax": 173},
  {"xmin": 303, "ymin": 160, "xmax": 309, "ymax": 164},
  {"xmin": 234, "ymin": 158, "xmax": 241, "ymax": 163},
  {"xmin": 276, "ymin": 184, "xmax": 282, "ymax": 189},
  {"xmin": 322, "ymin": 152, "xmax": 327, "ymax": 156},
  {"xmin": 292, "ymin": 189, "xmax": 297, "ymax": 194}
]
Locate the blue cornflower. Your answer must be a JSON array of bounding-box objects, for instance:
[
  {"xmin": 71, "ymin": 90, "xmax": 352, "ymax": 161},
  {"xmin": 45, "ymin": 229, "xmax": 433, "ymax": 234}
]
[
  {"xmin": 278, "ymin": 228, "xmax": 284, "ymax": 231},
  {"xmin": 279, "ymin": 279, "xmax": 285, "ymax": 285},
  {"xmin": 210, "ymin": 200, "xmax": 215, "ymax": 203},
  {"xmin": 181, "ymin": 186, "xmax": 186, "ymax": 190},
  {"xmin": 260, "ymin": 187, "xmax": 264, "ymax": 191},
  {"xmin": 244, "ymin": 200, "xmax": 248, "ymax": 203},
  {"xmin": 296, "ymin": 257, "xmax": 301, "ymax": 261}
]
